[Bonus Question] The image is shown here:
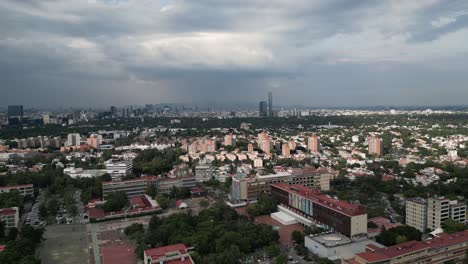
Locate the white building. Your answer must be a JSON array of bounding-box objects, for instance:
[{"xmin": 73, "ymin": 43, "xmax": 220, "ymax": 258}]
[
  {"xmin": 66, "ymin": 133, "xmax": 81, "ymax": 147},
  {"xmin": 63, "ymin": 167, "xmax": 107, "ymax": 178},
  {"xmin": 105, "ymin": 159, "xmax": 133, "ymax": 179},
  {"xmin": 195, "ymin": 161, "xmax": 213, "ymax": 182},
  {"xmin": 253, "ymin": 158, "xmax": 263, "ymax": 168},
  {"xmin": 0, "ymin": 207, "xmax": 20, "ymax": 229},
  {"xmin": 305, "ymin": 233, "xmax": 384, "ymax": 261}
]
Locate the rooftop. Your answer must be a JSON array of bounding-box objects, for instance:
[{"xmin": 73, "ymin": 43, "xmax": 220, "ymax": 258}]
[
  {"xmin": 309, "ymin": 232, "xmax": 352, "ymax": 247},
  {"xmin": 102, "ymin": 175, "xmax": 157, "ymax": 185},
  {"xmin": 0, "ymin": 184, "xmax": 33, "ymax": 189},
  {"xmin": 356, "ymin": 231, "xmax": 468, "ymax": 263},
  {"xmin": 0, "ymin": 207, "xmax": 18, "ymax": 216},
  {"xmin": 272, "ymin": 183, "xmax": 366, "ymax": 217},
  {"xmin": 145, "ymin": 243, "xmax": 188, "ymax": 260}
]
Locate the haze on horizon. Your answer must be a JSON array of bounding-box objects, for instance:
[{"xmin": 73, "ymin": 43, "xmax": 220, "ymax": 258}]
[{"xmin": 1, "ymin": 0, "xmax": 468, "ymax": 108}]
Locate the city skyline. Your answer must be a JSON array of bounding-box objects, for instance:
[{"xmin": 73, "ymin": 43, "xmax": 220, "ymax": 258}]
[{"xmin": 2, "ymin": 1, "xmax": 468, "ymax": 107}]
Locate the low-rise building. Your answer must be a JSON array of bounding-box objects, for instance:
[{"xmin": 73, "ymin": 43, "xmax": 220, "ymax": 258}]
[
  {"xmin": 231, "ymin": 167, "xmax": 331, "ymax": 203},
  {"xmin": 351, "ymin": 230, "xmax": 468, "ymax": 264},
  {"xmin": 0, "ymin": 184, "xmax": 34, "ymax": 197},
  {"xmin": 105, "ymin": 159, "xmax": 133, "ymax": 179},
  {"xmin": 102, "ymin": 176, "xmax": 157, "ymax": 198},
  {"xmin": 305, "ymin": 233, "xmax": 384, "ymax": 261},
  {"xmin": 63, "ymin": 167, "xmax": 107, "ymax": 178},
  {"xmin": 144, "ymin": 243, "xmax": 194, "ymax": 264},
  {"xmin": 156, "ymin": 176, "xmax": 197, "ymax": 194},
  {"xmin": 0, "ymin": 207, "xmax": 19, "ymax": 229}
]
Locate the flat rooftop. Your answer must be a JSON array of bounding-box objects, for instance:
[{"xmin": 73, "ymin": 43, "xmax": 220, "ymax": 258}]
[
  {"xmin": 309, "ymin": 233, "xmax": 352, "ymax": 247},
  {"xmin": 272, "ymin": 183, "xmax": 365, "ymax": 217}
]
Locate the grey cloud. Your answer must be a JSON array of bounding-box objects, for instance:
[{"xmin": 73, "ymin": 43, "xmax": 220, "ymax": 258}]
[{"xmin": 1, "ymin": 0, "xmax": 468, "ymax": 108}]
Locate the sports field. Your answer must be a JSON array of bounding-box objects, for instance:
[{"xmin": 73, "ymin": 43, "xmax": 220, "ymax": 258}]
[{"xmin": 39, "ymin": 224, "xmax": 89, "ymax": 264}]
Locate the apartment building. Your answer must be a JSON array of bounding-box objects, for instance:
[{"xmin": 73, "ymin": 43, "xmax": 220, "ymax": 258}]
[
  {"xmin": 307, "ymin": 134, "xmax": 320, "ymax": 153},
  {"xmin": 406, "ymin": 196, "xmax": 466, "ymax": 232},
  {"xmin": 405, "ymin": 198, "xmax": 428, "ymax": 232},
  {"xmin": 368, "ymin": 136, "xmax": 383, "ymax": 156}
]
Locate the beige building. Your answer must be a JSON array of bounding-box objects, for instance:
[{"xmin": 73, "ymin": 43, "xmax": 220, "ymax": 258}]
[
  {"xmin": 282, "ymin": 143, "xmax": 291, "ymax": 158},
  {"xmin": 406, "ymin": 198, "xmax": 428, "ymax": 232},
  {"xmin": 351, "ymin": 231, "xmax": 468, "ymax": 264},
  {"xmin": 406, "ymin": 196, "xmax": 466, "ymax": 232},
  {"xmin": 368, "ymin": 136, "xmax": 383, "ymax": 156},
  {"xmin": 0, "ymin": 207, "xmax": 19, "ymax": 229},
  {"xmin": 231, "ymin": 167, "xmax": 331, "ymax": 203},
  {"xmin": 427, "ymin": 197, "xmax": 450, "ymax": 230},
  {"xmin": 307, "ymin": 134, "xmax": 320, "ymax": 153}
]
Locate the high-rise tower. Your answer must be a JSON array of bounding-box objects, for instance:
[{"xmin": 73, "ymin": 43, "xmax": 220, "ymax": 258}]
[{"xmin": 268, "ymin": 91, "xmax": 273, "ymax": 117}]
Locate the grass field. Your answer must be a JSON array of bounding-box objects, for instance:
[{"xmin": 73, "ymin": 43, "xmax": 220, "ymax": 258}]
[{"xmin": 39, "ymin": 224, "xmax": 89, "ymax": 264}]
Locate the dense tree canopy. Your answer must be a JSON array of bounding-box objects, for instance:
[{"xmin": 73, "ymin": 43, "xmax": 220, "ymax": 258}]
[{"xmin": 131, "ymin": 203, "xmax": 279, "ymax": 264}]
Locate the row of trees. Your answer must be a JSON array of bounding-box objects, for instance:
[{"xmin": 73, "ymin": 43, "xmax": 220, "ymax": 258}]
[
  {"xmin": 133, "ymin": 148, "xmax": 184, "ymax": 175},
  {"xmin": 0, "ymin": 225, "xmax": 44, "ymax": 264}
]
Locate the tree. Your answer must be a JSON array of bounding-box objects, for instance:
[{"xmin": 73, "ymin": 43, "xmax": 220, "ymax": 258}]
[
  {"xmin": 124, "ymin": 223, "xmax": 145, "ymax": 239},
  {"xmin": 146, "ymin": 184, "xmax": 157, "ymax": 198},
  {"xmin": 6, "ymin": 227, "xmax": 18, "ymax": 242},
  {"xmin": 199, "ymin": 199, "xmax": 209, "ymax": 209},
  {"xmin": 275, "ymin": 254, "xmax": 288, "ymax": 264},
  {"xmin": 442, "ymin": 219, "xmax": 466, "ymax": 234},
  {"xmin": 102, "ymin": 192, "xmax": 129, "ymax": 212},
  {"xmin": 319, "ymin": 258, "xmax": 335, "ymax": 264},
  {"xmin": 291, "ymin": 230, "xmax": 304, "ymax": 244},
  {"xmin": 377, "ymin": 226, "xmax": 422, "ymax": 246},
  {"xmin": 47, "ymin": 197, "xmax": 60, "ymax": 216},
  {"xmin": 38, "ymin": 203, "xmax": 48, "ymax": 219},
  {"xmin": 0, "ymin": 221, "xmax": 5, "ymax": 240},
  {"xmin": 156, "ymin": 195, "xmax": 170, "ymax": 210},
  {"xmin": 267, "ymin": 243, "xmax": 280, "ymax": 258}
]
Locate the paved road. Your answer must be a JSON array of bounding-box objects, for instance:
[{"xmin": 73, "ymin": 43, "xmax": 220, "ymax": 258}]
[{"xmin": 91, "ymin": 224, "xmax": 101, "ymax": 264}]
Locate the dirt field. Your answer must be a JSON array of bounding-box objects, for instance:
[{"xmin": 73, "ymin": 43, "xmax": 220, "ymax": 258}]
[
  {"xmin": 88, "ymin": 217, "xmax": 153, "ymax": 264},
  {"xmin": 39, "ymin": 224, "xmax": 89, "ymax": 264}
]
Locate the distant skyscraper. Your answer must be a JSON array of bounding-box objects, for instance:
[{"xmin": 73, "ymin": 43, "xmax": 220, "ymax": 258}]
[
  {"xmin": 259, "ymin": 101, "xmax": 268, "ymax": 117},
  {"xmin": 268, "ymin": 91, "xmax": 273, "ymax": 117},
  {"xmin": 7, "ymin": 105, "xmax": 23, "ymax": 125},
  {"xmin": 110, "ymin": 106, "xmax": 117, "ymax": 115},
  {"xmin": 368, "ymin": 136, "xmax": 383, "ymax": 156}
]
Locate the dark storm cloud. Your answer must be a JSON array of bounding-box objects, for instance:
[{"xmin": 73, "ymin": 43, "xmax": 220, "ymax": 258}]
[{"xmin": 1, "ymin": 0, "xmax": 468, "ymax": 108}]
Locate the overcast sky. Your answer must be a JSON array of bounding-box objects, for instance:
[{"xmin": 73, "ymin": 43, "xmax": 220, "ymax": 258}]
[{"xmin": 1, "ymin": 0, "xmax": 468, "ymax": 108}]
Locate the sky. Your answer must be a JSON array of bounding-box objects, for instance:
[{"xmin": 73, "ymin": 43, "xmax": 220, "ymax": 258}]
[{"xmin": 1, "ymin": 0, "xmax": 468, "ymax": 108}]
